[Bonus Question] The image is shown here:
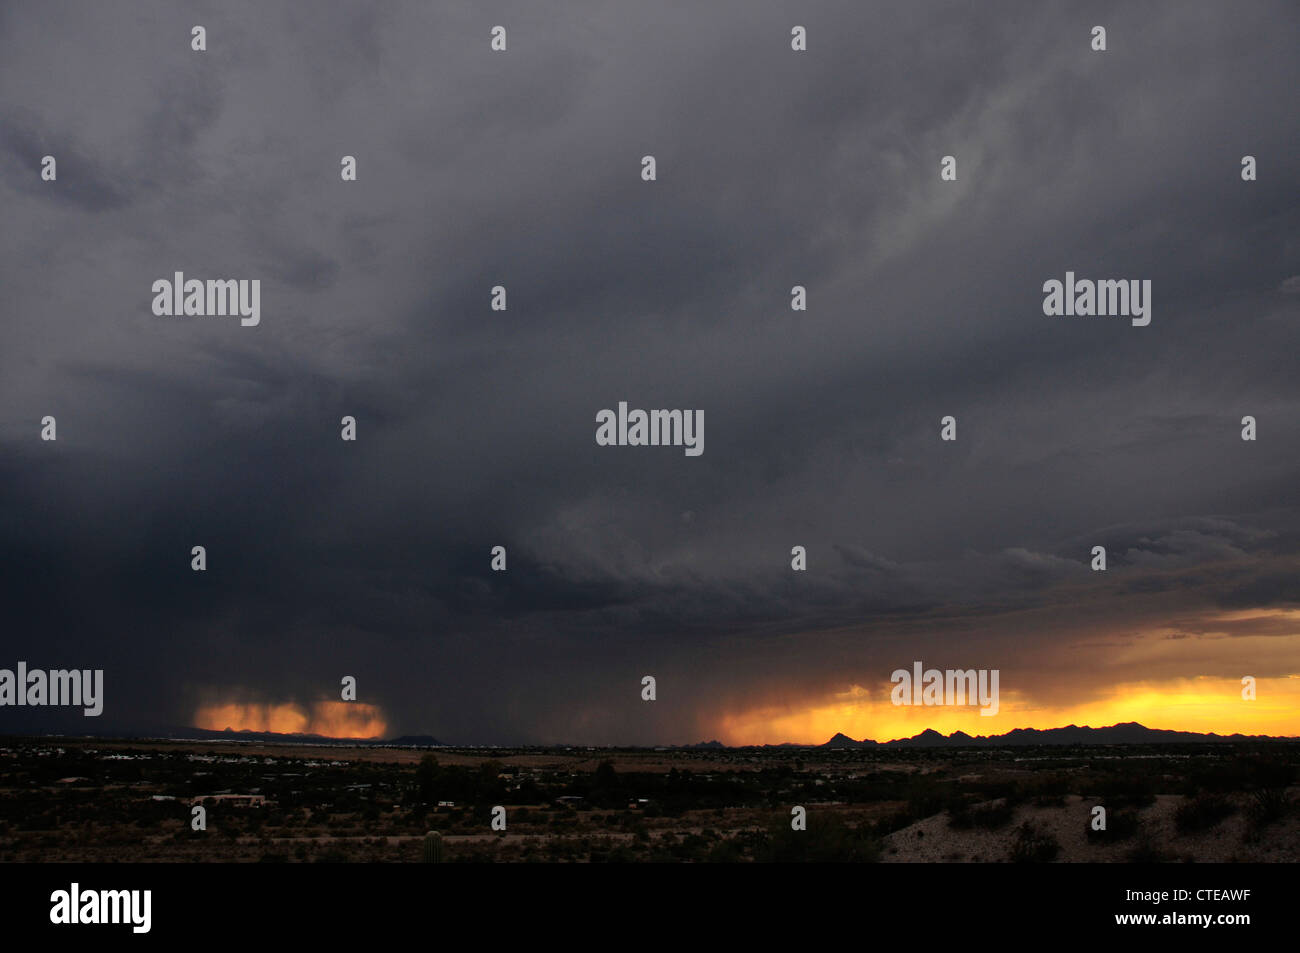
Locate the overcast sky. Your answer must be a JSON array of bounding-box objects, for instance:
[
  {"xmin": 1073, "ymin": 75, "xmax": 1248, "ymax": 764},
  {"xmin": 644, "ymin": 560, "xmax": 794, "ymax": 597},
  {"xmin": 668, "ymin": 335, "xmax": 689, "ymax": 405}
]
[{"xmin": 1, "ymin": 1, "xmax": 1297, "ymax": 743}]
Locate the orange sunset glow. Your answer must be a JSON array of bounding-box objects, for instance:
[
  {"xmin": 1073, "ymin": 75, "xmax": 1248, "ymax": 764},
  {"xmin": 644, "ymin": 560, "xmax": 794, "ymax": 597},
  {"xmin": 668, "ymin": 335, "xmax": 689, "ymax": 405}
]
[
  {"xmin": 195, "ymin": 700, "xmax": 389, "ymax": 739},
  {"xmin": 715, "ymin": 675, "xmax": 1300, "ymax": 746},
  {"xmin": 714, "ymin": 610, "xmax": 1300, "ymax": 745}
]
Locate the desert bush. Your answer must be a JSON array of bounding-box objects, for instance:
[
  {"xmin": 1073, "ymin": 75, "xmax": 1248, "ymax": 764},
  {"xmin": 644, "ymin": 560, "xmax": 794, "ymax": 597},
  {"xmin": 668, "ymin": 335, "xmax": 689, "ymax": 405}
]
[
  {"xmin": 1127, "ymin": 836, "xmax": 1175, "ymax": 863},
  {"xmin": 756, "ymin": 815, "xmax": 881, "ymax": 863},
  {"xmin": 1246, "ymin": 787, "xmax": 1292, "ymax": 827},
  {"xmin": 1085, "ymin": 809, "xmax": 1141, "ymax": 843},
  {"xmin": 949, "ymin": 799, "xmax": 1015, "ymax": 830},
  {"xmin": 1088, "ymin": 774, "xmax": 1157, "ymax": 810},
  {"xmin": 1010, "ymin": 822, "xmax": 1060, "ymax": 863},
  {"xmin": 706, "ymin": 838, "xmax": 744, "ymax": 862},
  {"xmin": 1174, "ymin": 793, "xmax": 1236, "ymax": 833}
]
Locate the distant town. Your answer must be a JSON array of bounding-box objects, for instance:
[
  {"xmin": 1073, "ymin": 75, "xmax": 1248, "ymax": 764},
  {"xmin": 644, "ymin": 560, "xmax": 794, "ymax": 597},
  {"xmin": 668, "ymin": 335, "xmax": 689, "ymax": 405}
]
[{"xmin": 2, "ymin": 729, "xmax": 1296, "ymax": 862}]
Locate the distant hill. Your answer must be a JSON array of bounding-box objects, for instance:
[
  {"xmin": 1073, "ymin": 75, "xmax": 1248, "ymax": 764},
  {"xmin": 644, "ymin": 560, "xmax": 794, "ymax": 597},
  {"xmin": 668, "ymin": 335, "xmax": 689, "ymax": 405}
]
[
  {"xmin": 11, "ymin": 721, "xmax": 1293, "ymax": 750},
  {"xmin": 824, "ymin": 732, "xmax": 878, "ymax": 749},
  {"xmin": 154, "ymin": 727, "xmax": 444, "ymax": 746},
  {"xmin": 819, "ymin": 721, "xmax": 1298, "ymax": 748},
  {"xmin": 384, "ymin": 735, "xmax": 445, "ymax": 747}
]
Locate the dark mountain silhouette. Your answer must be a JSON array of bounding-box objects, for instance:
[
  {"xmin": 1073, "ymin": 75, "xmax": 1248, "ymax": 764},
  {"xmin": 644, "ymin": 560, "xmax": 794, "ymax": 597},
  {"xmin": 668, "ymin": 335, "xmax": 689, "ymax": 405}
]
[
  {"xmin": 12, "ymin": 721, "xmax": 1293, "ymax": 749},
  {"xmin": 820, "ymin": 721, "xmax": 1297, "ymax": 748},
  {"xmin": 170, "ymin": 726, "xmax": 398, "ymax": 745},
  {"xmin": 907, "ymin": 728, "xmax": 950, "ymax": 747},
  {"xmin": 824, "ymin": 732, "xmax": 873, "ymax": 748},
  {"xmin": 385, "ymin": 735, "xmax": 445, "ymax": 747}
]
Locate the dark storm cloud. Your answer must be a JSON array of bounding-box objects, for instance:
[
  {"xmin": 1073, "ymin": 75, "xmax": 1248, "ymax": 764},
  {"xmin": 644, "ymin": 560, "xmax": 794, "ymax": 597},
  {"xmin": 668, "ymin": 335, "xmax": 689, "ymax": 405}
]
[
  {"xmin": 0, "ymin": 109, "xmax": 132, "ymax": 210},
  {"xmin": 0, "ymin": 1, "xmax": 1297, "ymax": 742}
]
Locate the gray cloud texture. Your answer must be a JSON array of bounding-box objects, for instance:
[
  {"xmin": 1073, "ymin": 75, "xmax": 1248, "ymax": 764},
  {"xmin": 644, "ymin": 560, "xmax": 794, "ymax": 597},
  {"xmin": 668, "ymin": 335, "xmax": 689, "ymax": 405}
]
[{"xmin": 1, "ymin": 1, "xmax": 1297, "ymax": 742}]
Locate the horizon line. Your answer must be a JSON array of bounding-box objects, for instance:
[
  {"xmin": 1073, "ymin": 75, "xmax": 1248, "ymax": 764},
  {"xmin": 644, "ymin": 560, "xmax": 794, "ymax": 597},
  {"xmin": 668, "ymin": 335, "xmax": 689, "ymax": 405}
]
[{"xmin": 7, "ymin": 719, "xmax": 1299, "ymax": 748}]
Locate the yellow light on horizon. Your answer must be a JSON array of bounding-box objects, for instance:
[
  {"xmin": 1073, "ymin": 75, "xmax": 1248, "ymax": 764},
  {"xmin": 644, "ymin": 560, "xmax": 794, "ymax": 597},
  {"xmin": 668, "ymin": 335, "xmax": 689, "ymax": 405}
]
[{"xmin": 714, "ymin": 675, "xmax": 1300, "ymax": 746}]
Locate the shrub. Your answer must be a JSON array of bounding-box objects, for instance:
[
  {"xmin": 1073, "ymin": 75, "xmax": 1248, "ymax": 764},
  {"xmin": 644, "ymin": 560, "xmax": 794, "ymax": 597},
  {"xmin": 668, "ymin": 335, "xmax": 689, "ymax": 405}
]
[
  {"xmin": 1085, "ymin": 809, "xmax": 1141, "ymax": 844},
  {"xmin": 949, "ymin": 799, "xmax": 1015, "ymax": 830},
  {"xmin": 1246, "ymin": 787, "xmax": 1292, "ymax": 827},
  {"xmin": 1010, "ymin": 822, "xmax": 1060, "ymax": 863},
  {"xmin": 756, "ymin": 815, "xmax": 882, "ymax": 863},
  {"xmin": 1089, "ymin": 775, "xmax": 1157, "ymax": 810},
  {"xmin": 1127, "ymin": 836, "xmax": 1175, "ymax": 863},
  {"xmin": 1174, "ymin": 794, "xmax": 1236, "ymax": 833}
]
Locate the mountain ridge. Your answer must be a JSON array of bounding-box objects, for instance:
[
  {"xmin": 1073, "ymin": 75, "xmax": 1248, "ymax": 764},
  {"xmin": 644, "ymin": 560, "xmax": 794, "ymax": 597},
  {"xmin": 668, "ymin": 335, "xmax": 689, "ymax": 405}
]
[
  {"xmin": 17, "ymin": 721, "xmax": 1294, "ymax": 748},
  {"xmin": 818, "ymin": 721, "xmax": 1298, "ymax": 748}
]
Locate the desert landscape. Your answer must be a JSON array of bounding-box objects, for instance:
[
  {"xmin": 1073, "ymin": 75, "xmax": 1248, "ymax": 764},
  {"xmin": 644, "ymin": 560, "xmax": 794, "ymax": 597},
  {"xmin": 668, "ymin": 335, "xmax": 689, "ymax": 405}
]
[{"xmin": 3, "ymin": 734, "xmax": 1296, "ymax": 863}]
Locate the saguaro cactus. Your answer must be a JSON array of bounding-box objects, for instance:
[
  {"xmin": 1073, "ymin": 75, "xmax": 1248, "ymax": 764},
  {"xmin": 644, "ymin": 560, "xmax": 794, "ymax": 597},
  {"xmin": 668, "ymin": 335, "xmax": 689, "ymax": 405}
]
[{"xmin": 423, "ymin": 830, "xmax": 444, "ymax": 863}]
